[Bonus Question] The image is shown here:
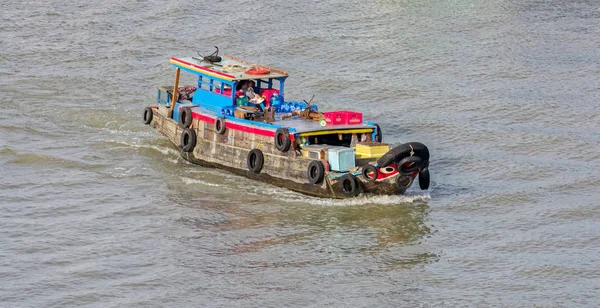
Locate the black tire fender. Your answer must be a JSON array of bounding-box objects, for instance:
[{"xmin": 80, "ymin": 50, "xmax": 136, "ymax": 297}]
[
  {"xmin": 397, "ymin": 156, "xmax": 422, "ymax": 175},
  {"xmin": 396, "ymin": 174, "xmax": 414, "ymax": 189},
  {"xmin": 376, "ymin": 143, "xmax": 412, "ymax": 167},
  {"xmin": 215, "ymin": 117, "xmax": 226, "ymax": 135},
  {"xmin": 143, "ymin": 107, "xmax": 153, "ymax": 125},
  {"xmin": 406, "ymin": 142, "xmax": 429, "ymax": 163},
  {"xmin": 181, "ymin": 128, "xmax": 196, "ymax": 152},
  {"xmin": 418, "ymin": 168, "xmax": 430, "ymax": 190},
  {"xmin": 247, "ymin": 149, "xmax": 264, "ymax": 174},
  {"xmin": 362, "ymin": 164, "xmax": 378, "ymax": 182},
  {"xmin": 340, "ymin": 174, "xmax": 359, "ymax": 197},
  {"xmin": 274, "ymin": 128, "xmax": 291, "ymax": 152},
  {"xmin": 179, "ymin": 107, "xmax": 193, "ymax": 128},
  {"xmin": 307, "ymin": 160, "xmax": 325, "ymax": 184}
]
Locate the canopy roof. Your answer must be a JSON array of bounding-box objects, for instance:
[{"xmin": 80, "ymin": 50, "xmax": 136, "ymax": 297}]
[{"xmin": 170, "ymin": 54, "xmax": 288, "ymax": 82}]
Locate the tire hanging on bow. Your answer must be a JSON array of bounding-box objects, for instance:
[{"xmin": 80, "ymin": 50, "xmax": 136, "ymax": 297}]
[{"xmin": 307, "ymin": 160, "xmax": 325, "ymax": 184}]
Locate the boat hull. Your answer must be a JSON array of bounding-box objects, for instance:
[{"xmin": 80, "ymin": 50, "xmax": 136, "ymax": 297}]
[{"xmin": 147, "ymin": 107, "xmax": 408, "ymax": 199}]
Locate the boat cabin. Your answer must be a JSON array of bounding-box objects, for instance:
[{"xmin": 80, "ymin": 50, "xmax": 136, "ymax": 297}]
[{"xmin": 157, "ymin": 55, "xmax": 287, "ymax": 119}]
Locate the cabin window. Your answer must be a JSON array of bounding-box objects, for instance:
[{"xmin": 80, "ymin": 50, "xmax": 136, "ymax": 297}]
[
  {"xmin": 301, "ymin": 132, "xmax": 372, "ymax": 148},
  {"xmin": 157, "ymin": 89, "xmax": 169, "ymax": 105},
  {"xmin": 196, "ymin": 76, "xmax": 211, "ymax": 91},
  {"xmin": 256, "ymin": 78, "xmax": 281, "ymax": 91},
  {"xmin": 306, "ymin": 133, "xmax": 353, "ymax": 147},
  {"xmin": 194, "ymin": 77, "xmax": 233, "ymax": 97}
]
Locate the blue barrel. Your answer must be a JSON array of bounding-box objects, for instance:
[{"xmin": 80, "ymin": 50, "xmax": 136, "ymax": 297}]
[{"xmin": 270, "ymin": 94, "xmax": 283, "ymax": 111}]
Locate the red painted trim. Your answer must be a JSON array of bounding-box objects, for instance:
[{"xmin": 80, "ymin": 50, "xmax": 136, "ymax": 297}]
[
  {"xmin": 171, "ymin": 57, "xmax": 236, "ymax": 79},
  {"xmin": 192, "ymin": 111, "xmax": 292, "ymax": 139},
  {"xmin": 193, "ymin": 113, "xmax": 215, "ymax": 124},
  {"xmin": 228, "ymin": 122, "xmax": 275, "ymax": 137}
]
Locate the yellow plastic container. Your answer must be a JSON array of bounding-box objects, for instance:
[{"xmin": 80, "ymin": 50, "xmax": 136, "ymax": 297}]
[{"xmin": 355, "ymin": 142, "xmax": 389, "ymax": 159}]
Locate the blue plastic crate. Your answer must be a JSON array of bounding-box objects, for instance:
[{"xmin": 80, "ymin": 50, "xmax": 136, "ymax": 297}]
[{"xmin": 327, "ymin": 147, "xmax": 356, "ymax": 172}]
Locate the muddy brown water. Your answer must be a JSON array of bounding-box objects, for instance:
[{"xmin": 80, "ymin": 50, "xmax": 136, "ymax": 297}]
[{"xmin": 1, "ymin": 0, "xmax": 599, "ymax": 307}]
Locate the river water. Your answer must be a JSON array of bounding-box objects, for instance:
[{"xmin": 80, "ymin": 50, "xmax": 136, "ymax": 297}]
[{"xmin": 1, "ymin": 0, "xmax": 599, "ymax": 307}]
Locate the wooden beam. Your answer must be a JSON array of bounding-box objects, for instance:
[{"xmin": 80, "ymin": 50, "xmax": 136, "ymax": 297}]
[{"xmin": 168, "ymin": 68, "xmax": 181, "ymax": 118}]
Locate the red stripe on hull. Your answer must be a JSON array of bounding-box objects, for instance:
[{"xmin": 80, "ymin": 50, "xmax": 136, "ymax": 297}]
[
  {"xmin": 192, "ymin": 112, "xmax": 285, "ymax": 138},
  {"xmin": 193, "ymin": 112, "xmax": 215, "ymax": 124}
]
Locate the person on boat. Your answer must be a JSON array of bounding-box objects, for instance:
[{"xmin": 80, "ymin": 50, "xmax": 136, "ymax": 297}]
[
  {"xmin": 233, "ymin": 81, "xmax": 248, "ymax": 107},
  {"xmin": 238, "ymin": 80, "xmax": 248, "ymax": 94},
  {"xmin": 245, "ymin": 80, "xmax": 266, "ymax": 111},
  {"xmin": 244, "ymin": 80, "xmax": 255, "ymax": 98}
]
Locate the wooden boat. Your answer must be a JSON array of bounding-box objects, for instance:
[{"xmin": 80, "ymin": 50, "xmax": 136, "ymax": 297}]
[{"xmin": 143, "ymin": 50, "xmax": 431, "ymax": 198}]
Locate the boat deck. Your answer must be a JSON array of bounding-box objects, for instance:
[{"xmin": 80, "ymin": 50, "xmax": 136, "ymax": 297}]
[
  {"xmin": 194, "ymin": 106, "xmax": 374, "ymax": 134},
  {"xmin": 269, "ymin": 114, "xmax": 372, "ymax": 133}
]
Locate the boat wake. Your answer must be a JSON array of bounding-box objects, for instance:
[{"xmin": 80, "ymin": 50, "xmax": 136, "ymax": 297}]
[
  {"xmin": 105, "ymin": 140, "xmax": 182, "ymax": 164},
  {"xmin": 100, "ymin": 121, "xmax": 156, "ymax": 137},
  {"xmin": 279, "ymin": 192, "xmax": 431, "ymax": 207},
  {"xmin": 178, "ymin": 169, "xmax": 431, "ymax": 206},
  {"xmin": 181, "ymin": 177, "xmax": 222, "ymax": 187}
]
